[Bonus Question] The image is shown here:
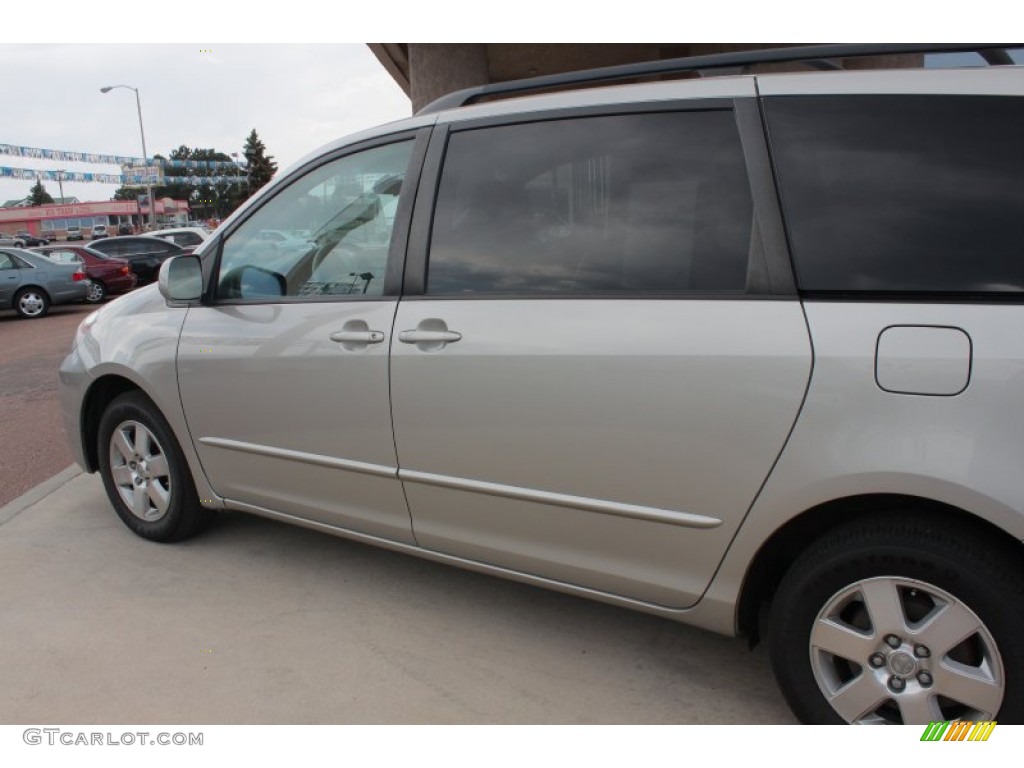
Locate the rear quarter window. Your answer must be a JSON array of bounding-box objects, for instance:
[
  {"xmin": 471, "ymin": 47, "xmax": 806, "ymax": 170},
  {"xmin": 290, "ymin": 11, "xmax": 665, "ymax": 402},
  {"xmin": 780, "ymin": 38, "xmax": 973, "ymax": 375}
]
[{"xmin": 765, "ymin": 95, "xmax": 1024, "ymax": 295}]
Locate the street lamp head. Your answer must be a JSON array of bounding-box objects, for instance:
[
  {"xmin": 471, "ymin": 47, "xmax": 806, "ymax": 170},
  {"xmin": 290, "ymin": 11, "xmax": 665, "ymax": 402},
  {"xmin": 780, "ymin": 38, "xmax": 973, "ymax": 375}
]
[{"xmin": 100, "ymin": 86, "xmax": 113, "ymax": 93}]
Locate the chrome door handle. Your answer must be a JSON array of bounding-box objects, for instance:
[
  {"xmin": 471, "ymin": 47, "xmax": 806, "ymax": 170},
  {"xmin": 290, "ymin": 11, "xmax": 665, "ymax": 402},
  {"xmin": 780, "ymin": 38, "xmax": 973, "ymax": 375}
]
[
  {"xmin": 329, "ymin": 321, "xmax": 386, "ymax": 351},
  {"xmin": 330, "ymin": 330, "xmax": 385, "ymax": 344},
  {"xmin": 398, "ymin": 330, "xmax": 462, "ymax": 344},
  {"xmin": 398, "ymin": 319, "xmax": 462, "ymax": 351}
]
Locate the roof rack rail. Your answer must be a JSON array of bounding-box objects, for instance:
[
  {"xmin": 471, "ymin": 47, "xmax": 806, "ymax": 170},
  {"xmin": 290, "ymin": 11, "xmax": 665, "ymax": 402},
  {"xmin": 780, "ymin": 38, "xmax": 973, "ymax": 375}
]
[{"xmin": 416, "ymin": 43, "xmax": 1020, "ymax": 115}]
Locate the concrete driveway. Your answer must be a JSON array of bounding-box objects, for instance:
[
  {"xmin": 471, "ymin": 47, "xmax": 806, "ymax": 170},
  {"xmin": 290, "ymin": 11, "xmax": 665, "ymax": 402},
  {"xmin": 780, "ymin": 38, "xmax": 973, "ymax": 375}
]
[{"xmin": 0, "ymin": 470, "xmax": 795, "ymax": 724}]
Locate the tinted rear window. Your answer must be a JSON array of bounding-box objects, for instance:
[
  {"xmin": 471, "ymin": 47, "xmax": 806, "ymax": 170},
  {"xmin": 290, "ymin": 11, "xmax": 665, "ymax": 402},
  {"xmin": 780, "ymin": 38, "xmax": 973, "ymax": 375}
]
[
  {"xmin": 427, "ymin": 110, "xmax": 757, "ymax": 296},
  {"xmin": 765, "ymin": 95, "xmax": 1024, "ymax": 294}
]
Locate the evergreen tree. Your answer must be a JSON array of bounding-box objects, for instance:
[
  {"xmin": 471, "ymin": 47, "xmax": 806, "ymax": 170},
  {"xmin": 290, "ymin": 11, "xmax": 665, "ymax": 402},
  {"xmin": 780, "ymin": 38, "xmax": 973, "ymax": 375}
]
[
  {"xmin": 243, "ymin": 129, "xmax": 277, "ymax": 196},
  {"xmin": 27, "ymin": 179, "xmax": 55, "ymax": 206}
]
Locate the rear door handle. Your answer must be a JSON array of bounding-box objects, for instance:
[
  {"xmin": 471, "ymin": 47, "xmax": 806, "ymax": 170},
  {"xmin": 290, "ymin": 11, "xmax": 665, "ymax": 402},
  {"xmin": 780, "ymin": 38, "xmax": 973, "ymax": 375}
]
[
  {"xmin": 398, "ymin": 319, "xmax": 462, "ymax": 351},
  {"xmin": 398, "ymin": 330, "xmax": 462, "ymax": 344}
]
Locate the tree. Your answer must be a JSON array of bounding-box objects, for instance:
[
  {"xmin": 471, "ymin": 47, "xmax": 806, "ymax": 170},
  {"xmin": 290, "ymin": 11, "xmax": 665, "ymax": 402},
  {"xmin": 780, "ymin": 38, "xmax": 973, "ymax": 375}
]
[
  {"xmin": 112, "ymin": 146, "xmax": 249, "ymax": 220},
  {"xmin": 27, "ymin": 179, "xmax": 55, "ymax": 206},
  {"xmin": 243, "ymin": 129, "xmax": 277, "ymax": 196}
]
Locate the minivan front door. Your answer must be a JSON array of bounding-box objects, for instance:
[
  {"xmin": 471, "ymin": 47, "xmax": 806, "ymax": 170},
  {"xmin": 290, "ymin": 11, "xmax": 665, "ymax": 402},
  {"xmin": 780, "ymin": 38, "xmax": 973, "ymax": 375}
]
[{"xmin": 177, "ymin": 135, "xmax": 424, "ymax": 544}]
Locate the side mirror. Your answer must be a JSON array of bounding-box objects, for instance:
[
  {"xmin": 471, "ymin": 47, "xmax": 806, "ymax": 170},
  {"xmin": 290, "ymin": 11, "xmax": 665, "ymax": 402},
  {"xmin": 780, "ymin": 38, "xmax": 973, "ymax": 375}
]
[{"xmin": 158, "ymin": 255, "xmax": 203, "ymax": 302}]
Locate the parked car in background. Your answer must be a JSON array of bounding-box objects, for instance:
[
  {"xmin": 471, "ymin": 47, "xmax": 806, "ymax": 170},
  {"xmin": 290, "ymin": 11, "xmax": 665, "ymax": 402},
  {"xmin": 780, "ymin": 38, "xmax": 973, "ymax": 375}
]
[
  {"xmin": 16, "ymin": 231, "xmax": 50, "ymax": 247},
  {"xmin": 0, "ymin": 247, "xmax": 88, "ymax": 317},
  {"xmin": 0, "ymin": 232, "xmax": 25, "ymax": 247},
  {"xmin": 32, "ymin": 244, "xmax": 137, "ymax": 303},
  {"xmin": 86, "ymin": 235, "xmax": 185, "ymax": 285},
  {"xmin": 66, "ymin": 226, "xmax": 84, "ymax": 241},
  {"xmin": 91, "ymin": 225, "xmax": 109, "ymax": 240},
  {"xmin": 117, "ymin": 222, "xmax": 134, "ymax": 235},
  {"xmin": 150, "ymin": 226, "xmax": 210, "ymax": 249},
  {"xmin": 57, "ymin": 44, "xmax": 1024, "ymax": 726}
]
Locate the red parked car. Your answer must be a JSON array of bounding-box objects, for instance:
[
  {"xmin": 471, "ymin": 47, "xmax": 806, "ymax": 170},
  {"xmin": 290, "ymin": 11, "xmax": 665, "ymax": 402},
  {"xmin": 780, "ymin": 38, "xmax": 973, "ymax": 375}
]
[{"xmin": 31, "ymin": 244, "xmax": 137, "ymax": 303}]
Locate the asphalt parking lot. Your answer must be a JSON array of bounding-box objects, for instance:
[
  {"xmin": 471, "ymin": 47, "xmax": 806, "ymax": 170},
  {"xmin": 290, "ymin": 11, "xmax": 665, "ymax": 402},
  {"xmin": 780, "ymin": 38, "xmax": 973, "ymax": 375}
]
[
  {"xmin": 0, "ymin": 295, "xmax": 794, "ymax": 724},
  {"xmin": 0, "ymin": 470, "xmax": 794, "ymax": 724},
  {"xmin": 0, "ymin": 302, "xmax": 94, "ymax": 506}
]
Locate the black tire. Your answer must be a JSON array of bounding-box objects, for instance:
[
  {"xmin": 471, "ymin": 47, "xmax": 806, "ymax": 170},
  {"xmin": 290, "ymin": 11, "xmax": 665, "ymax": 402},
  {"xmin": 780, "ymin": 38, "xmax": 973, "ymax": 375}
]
[
  {"xmin": 769, "ymin": 513, "xmax": 1024, "ymax": 725},
  {"xmin": 97, "ymin": 391, "xmax": 213, "ymax": 542},
  {"xmin": 86, "ymin": 280, "xmax": 107, "ymax": 303},
  {"xmin": 14, "ymin": 287, "xmax": 50, "ymax": 318}
]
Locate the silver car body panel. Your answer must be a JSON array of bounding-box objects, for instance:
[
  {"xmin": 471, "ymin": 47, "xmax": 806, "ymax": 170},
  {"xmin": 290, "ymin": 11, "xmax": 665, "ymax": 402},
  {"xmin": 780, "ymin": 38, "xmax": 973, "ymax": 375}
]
[
  {"xmin": 758, "ymin": 66, "xmax": 1024, "ymax": 97},
  {"xmin": 436, "ymin": 76, "xmax": 757, "ymax": 125},
  {"xmin": 700, "ymin": 301, "xmax": 1024, "ymax": 631},
  {"xmin": 58, "ymin": 285, "xmax": 224, "ymax": 509},
  {"xmin": 175, "ymin": 301, "xmax": 416, "ymax": 544},
  {"xmin": 390, "ymin": 299, "xmax": 812, "ymax": 609}
]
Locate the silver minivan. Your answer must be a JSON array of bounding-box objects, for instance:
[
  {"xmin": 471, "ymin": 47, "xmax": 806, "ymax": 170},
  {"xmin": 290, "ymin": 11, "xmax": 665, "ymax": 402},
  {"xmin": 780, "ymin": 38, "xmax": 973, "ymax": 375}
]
[{"xmin": 58, "ymin": 45, "xmax": 1024, "ymax": 725}]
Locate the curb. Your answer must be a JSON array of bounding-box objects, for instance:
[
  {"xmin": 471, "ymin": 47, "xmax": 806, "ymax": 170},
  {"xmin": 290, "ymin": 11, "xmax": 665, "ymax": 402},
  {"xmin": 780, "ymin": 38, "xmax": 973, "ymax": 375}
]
[{"xmin": 0, "ymin": 464, "xmax": 84, "ymax": 526}]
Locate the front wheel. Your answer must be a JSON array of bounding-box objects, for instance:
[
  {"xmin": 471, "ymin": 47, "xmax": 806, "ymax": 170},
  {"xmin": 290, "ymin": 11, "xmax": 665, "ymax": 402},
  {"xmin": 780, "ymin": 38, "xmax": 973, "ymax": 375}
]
[
  {"xmin": 769, "ymin": 513, "xmax": 1024, "ymax": 724},
  {"xmin": 97, "ymin": 391, "xmax": 213, "ymax": 542}
]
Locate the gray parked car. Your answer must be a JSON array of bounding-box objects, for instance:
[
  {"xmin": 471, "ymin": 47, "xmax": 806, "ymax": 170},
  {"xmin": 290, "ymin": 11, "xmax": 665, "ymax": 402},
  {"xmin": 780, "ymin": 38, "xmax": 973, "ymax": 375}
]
[
  {"xmin": 1, "ymin": 248, "xmax": 89, "ymax": 318},
  {"xmin": 0, "ymin": 232, "xmax": 27, "ymax": 248},
  {"xmin": 58, "ymin": 45, "xmax": 1024, "ymax": 725}
]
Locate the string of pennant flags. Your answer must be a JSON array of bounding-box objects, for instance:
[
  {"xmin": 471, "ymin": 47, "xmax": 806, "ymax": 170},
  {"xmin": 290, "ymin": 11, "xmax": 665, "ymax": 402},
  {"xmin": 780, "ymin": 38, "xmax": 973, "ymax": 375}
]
[
  {"xmin": 0, "ymin": 142, "xmax": 243, "ymax": 170},
  {"xmin": 0, "ymin": 165, "xmax": 240, "ymax": 186}
]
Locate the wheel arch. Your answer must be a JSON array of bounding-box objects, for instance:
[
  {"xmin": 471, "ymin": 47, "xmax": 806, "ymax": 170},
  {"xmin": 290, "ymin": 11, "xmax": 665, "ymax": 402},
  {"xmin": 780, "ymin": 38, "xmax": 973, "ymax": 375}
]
[
  {"xmin": 737, "ymin": 493, "xmax": 1024, "ymax": 645},
  {"xmin": 80, "ymin": 374, "xmax": 150, "ymax": 472}
]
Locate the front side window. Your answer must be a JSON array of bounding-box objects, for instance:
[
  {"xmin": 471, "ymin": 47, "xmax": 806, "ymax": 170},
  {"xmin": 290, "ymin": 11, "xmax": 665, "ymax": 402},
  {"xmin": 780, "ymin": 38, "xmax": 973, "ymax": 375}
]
[
  {"xmin": 0, "ymin": 253, "xmax": 14, "ymax": 270},
  {"xmin": 766, "ymin": 95, "xmax": 1024, "ymax": 294},
  {"xmin": 216, "ymin": 140, "xmax": 414, "ymax": 300},
  {"xmin": 427, "ymin": 111, "xmax": 756, "ymax": 295}
]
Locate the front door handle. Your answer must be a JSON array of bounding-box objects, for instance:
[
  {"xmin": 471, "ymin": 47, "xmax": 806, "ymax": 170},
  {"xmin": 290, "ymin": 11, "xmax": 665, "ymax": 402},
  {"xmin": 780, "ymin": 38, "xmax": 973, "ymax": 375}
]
[
  {"xmin": 329, "ymin": 320, "xmax": 385, "ymax": 351},
  {"xmin": 398, "ymin": 319, "xmax": 462, "ymax": 352},
  {"xmin": 330, "ymin": 330, "xmax": 386, "ymax": 344}
]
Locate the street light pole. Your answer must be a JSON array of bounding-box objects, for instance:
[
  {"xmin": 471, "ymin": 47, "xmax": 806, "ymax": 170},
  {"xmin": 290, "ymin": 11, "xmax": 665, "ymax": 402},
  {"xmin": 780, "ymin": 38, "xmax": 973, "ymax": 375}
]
[
  {"xmin": 233, "ymin": 151, "xmax": 249, "ymax": 196},
  {"xmin": 100, "ymin": 84, "xmax": 156, "ymax": 231},
  {"xmin": 55, "ymin": 169, "xmax": 65, "ymax": 202}
]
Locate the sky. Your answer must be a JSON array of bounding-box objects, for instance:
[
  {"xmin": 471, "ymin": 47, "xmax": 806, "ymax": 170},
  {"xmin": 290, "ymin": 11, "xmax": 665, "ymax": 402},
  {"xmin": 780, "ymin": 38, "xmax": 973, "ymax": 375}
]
[{"xmin": 0, "ymin": 44, "xmax": 410, "ymax": 205}]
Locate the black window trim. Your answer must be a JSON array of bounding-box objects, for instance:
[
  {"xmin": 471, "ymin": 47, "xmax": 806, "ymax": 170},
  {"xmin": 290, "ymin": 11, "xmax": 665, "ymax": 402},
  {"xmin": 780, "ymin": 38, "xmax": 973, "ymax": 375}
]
[
  {"xmin": 202, "ymin": 127, "xmax": 432, "ymax": 307},
  {"xmin": 402, "ymin": 97, "xmax": 798, "ymax": 301}
]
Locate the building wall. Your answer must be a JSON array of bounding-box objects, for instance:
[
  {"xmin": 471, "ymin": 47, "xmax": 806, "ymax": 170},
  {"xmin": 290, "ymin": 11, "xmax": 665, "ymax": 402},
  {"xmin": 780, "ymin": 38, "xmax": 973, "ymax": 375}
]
[{"xmin": 0, "ymin": 199, "xmax": 188, "ymax": 238}]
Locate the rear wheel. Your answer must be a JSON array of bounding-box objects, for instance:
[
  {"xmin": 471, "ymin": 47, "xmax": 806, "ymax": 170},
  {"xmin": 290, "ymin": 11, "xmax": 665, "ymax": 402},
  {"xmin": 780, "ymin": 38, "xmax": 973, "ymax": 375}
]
[
  {"xmin": 14, "ymin": 287, "xmax": 49, "ymax": 318},
  {"xmin": 86, "ymin": 280, "xmax": 107, "ymax": 303},
  {"xmin": 97, "ymin": 391, "xmax": 213, "ymax": 542},
  {"xmin": 769, "ymin": 513, "xmax": 1024, "ymax": 724}
]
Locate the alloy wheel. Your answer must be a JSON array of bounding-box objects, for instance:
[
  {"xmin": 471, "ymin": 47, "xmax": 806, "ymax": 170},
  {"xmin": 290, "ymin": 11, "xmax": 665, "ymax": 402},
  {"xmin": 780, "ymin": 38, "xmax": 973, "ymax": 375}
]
[
  {"xmin": 809, "ymin": 576, "xmax": 1004, "ymax": 724},
  {"xmin": 108, "ymin": 420, "xmax": 173, "ymax": 522}
]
